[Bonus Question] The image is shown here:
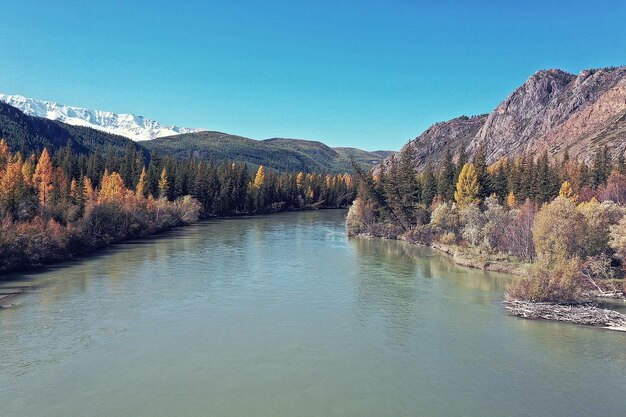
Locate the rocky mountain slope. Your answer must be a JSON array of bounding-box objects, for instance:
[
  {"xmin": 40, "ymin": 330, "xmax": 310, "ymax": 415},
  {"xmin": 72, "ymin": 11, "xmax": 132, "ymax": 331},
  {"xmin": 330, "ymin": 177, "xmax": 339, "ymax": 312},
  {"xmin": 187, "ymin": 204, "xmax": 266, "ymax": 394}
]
[
  {"xmin": 0, "ymin": 94, "xmax": 205, "ymax": 141},
  {"xmin": 381, "ymin": 66, "xmax": 626, "ymax": 172}
]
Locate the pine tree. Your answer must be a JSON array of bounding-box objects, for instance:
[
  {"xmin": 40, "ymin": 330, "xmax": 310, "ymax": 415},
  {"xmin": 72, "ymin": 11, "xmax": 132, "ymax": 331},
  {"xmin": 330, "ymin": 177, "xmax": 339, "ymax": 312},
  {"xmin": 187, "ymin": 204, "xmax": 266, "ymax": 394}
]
[
  {"xmin": 617, "ymin": 150, "xmax": 626, "ymax": 175},
  {"xmin": 455, "ymin": 141, "xmax": 467, "ymax": 184},
  {"xmin": 591, "ymin": 145, "xmax": 611, "ymax": 188},
  {"xmin": 421, "ymin": 164, "xmax": 437, "ymax": 207},
  {"xmin": 454, "ymin": 163, "xmax": 479, "ymax": 209},
  {"xmin": 473, "ymin": 144, "xmax": 489, "ymax": 198},
  {"xmin": 437, "ymin": 148, "xmax": 455, "ymax": 201},
  {"xmin": 398, "ymin": 146, "xmax": 420, "ymax": 222}
]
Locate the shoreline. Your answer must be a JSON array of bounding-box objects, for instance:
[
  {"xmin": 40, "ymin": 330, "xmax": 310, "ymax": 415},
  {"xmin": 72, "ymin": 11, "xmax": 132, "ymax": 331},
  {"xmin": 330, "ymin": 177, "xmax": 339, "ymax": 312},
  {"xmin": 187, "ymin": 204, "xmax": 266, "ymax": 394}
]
[
  {"xmin": 1, "ymin": 207, "xmax": 350, "ymax": 278},
  {"xmin": 351, "ymin": 231, "xmax": 626, "ymax": 331},
  {"xmin": 353, "ymin": 231, "xmax": 529, "ymax": 276},
  {"xmin": 0, "ymin": 208, "xmax": 350, "ymax": 308}
]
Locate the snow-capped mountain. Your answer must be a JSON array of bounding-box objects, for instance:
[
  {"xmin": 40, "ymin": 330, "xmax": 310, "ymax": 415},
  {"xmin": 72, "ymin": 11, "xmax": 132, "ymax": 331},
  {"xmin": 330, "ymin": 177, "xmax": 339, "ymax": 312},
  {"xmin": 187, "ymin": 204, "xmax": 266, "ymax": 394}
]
[{"xmin": 0, "ymin": 94, "xmax": 205, "ymax": 141}]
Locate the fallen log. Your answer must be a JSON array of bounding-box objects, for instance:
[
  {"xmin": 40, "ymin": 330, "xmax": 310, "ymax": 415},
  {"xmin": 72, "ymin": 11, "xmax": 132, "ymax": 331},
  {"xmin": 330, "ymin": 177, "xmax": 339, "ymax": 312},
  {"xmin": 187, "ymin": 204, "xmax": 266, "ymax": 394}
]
[{"xmin": 503, "ymin": 299, "xmax": 626, "ymax": 328}]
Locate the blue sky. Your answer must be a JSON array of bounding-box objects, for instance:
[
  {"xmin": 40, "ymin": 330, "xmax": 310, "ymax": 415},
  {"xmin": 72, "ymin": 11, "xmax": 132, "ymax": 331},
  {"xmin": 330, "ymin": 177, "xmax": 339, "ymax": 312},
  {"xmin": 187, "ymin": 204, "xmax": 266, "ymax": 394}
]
[{"xmin": 1, "ymin": 1, "xmax": 624, "ymax": 150}]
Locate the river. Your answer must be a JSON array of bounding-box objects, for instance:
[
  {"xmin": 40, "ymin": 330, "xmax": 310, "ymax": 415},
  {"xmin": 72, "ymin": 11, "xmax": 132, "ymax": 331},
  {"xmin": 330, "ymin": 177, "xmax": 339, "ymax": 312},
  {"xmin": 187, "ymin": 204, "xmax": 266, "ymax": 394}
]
[{"xmin": 1, "ymin": 210, "xmax": 625, "ymax": 417}]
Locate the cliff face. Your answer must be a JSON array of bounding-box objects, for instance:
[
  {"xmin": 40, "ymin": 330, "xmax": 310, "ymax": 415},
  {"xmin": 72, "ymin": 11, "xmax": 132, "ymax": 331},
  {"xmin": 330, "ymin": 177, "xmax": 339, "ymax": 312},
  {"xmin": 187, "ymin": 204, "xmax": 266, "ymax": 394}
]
[{"xmin": 382, "ymin": 66, "xmax": 626, "ymax": 172}]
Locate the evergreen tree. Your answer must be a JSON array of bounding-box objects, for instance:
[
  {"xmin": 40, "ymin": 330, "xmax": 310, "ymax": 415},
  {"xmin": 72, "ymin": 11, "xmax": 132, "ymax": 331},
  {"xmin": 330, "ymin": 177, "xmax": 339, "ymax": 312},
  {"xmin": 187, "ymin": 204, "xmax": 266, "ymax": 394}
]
[
  {"xmin": 421, "ymin": 164, "xmax": 437, "ymax": 207},
  {"xmin": 473, "ymin": 144, "xmax": 489, "ymax": 198},
  {"xmin": 437, "ymin": 148, "xmax": 455, "ymax": 201},
  {"xmin": 398, "ymin": 145, "xmax": 420, "ymax": 222}
]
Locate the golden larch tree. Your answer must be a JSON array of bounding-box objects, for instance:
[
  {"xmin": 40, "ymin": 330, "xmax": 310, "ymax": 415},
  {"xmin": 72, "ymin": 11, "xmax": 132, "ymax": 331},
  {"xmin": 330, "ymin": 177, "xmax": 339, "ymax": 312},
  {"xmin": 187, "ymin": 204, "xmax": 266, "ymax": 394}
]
[
  {"xmin": 0, "ymin": 139, "xmax": 9, "ymax": 172},
  {"xmin": 506, "ymin": 191, "xmax": 517, "ymax": 208},
  {"xmin": 253, "ymin": 165, "xmax": 266, "ymax": 189},
  {"xmin": 33, "ymin": 148, "xmax": 54, "ymax": 209},
  {"xmin": 559, "ymin": 181, "xmax": 578, "ymax": 203},
  {"xmin": 136, "ymin": 166, "xmax": 148, "ymax": 197},
  {"xmin": 454, "ymin": 163, "xmax": 479, "ymax": 209},
  {"xmin": 158, "ymin": 168, "xmax": 169, "ymax": 199},
  {"xmin": 0, "ymin": 153, "xmax": 26, "ymax": 211},
  {"xmin": 83, "ymin": 177, "xmax": 96, "ymax": 202},
  {"xmin": 98, "ymin": 170, "xmax": 126, "ymax": 204},
  {"xmin": 296, "ymin": 172, "xmax": 305, "ymax": 189}
]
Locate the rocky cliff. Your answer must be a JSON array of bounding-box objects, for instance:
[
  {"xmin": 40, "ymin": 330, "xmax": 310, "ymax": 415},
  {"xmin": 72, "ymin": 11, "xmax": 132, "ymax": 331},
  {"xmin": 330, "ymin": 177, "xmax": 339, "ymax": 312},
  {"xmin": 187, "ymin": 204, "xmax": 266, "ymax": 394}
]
[{"xmin": 381, "ymin": 66, "xmax": 626, "ymax": 172}]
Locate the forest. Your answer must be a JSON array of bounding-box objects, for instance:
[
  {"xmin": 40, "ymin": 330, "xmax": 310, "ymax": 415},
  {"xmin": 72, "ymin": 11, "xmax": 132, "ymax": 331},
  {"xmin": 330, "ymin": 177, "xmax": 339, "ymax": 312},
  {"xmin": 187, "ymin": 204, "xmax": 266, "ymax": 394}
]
[
  {"xmin": 0, "ymin": 139, "xmax": 356, "ymax": 273},
  {"xmin": 347, "ymin": 143, "xmax": 626, "ymax": 304}
]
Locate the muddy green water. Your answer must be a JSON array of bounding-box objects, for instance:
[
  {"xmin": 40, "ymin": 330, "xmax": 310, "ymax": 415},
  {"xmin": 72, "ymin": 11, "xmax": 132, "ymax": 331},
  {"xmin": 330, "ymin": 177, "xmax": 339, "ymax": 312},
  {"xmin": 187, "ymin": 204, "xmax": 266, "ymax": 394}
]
[{"xmin": 1, "ymin": 210, "xmax": 625, "ymax": 417}]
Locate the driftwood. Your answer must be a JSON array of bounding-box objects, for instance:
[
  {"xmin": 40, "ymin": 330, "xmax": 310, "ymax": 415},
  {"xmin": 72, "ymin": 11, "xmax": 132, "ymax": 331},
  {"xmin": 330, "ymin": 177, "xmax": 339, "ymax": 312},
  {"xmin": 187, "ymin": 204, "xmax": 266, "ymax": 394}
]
[{"xmin": 504, "ymin": 299, "xmax": 626, "ymax": 328}]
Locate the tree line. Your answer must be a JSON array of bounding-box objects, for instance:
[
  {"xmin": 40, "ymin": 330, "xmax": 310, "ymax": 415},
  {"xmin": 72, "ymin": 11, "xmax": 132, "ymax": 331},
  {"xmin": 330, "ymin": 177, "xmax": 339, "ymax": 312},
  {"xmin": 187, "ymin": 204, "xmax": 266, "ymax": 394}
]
[
  {"xmin": 348, "ymin": 143, "xmax": 626, "ymax": 303},
  {"xmin": 0, "ymin": 139, "xmax": 356, "ymax": 273}
]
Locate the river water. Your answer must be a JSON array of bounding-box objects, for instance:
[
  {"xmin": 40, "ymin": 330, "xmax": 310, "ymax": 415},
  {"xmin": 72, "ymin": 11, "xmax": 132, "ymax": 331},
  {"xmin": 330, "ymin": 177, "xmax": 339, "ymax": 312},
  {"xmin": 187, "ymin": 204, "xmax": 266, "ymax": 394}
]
[{"xmin": 1, "ymin": 210, "xmax": 625, "ymax": 417}]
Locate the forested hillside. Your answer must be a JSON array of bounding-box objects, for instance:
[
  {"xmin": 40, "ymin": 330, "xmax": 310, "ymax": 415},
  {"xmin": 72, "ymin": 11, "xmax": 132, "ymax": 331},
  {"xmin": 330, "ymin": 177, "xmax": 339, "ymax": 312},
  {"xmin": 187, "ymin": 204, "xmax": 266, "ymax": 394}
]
[{"xmin": 144, "ymin": 131, "xmax": 389, "ymax": 173}]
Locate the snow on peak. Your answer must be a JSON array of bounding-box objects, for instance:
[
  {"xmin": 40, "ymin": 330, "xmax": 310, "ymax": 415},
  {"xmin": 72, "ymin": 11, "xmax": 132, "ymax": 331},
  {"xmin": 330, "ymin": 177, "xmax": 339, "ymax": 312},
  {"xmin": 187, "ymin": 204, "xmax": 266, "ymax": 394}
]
[{"xmin": 0, "ymin": 94, "xmax": 206, "ymax": 141}]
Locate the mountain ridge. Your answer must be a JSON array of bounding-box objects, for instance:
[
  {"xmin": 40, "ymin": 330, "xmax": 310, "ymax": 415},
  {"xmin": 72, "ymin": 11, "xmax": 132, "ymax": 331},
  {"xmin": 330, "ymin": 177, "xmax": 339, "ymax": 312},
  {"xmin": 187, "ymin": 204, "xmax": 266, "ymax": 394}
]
[
  {"xmin": 0, "ymin": 102, "xmax": 390, "ymax": 173},
  {"xmin": 0, "ymin": 94, "xmax": 205, "ymax": 141},
  {"xmin": 380, "ymin": 66, "xmax": 626, "ymax": 173}
]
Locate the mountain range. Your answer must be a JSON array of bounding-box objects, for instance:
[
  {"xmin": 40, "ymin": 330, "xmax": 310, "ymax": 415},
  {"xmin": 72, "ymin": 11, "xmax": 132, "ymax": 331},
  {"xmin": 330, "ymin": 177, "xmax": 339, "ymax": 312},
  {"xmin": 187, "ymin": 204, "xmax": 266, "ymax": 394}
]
[
  {"xmin": 379, "ymin": 66, "xmax": 626, "ymax": 172},
  {"xmin": 3, "ymin": 65, "xmax": 625, "ymax": 175},
  {"xmin": 0, "ymin": 97, "xmax": 392, "ymax": 173},
  {"xmin": 0, "ymin": 94, "xmax": 204, "ymax": 141}
]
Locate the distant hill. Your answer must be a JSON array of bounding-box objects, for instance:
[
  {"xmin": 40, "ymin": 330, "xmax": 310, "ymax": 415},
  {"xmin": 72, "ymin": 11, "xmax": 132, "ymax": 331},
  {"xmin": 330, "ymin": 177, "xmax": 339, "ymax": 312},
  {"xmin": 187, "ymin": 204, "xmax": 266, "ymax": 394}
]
[
  {"xmin": 143, "ymin": 132, "xmax": 392, "ymax": 173},
  {"xmin": 0, "ymin": 102, "xmax": 391, "ymax": 173},
  {"xmin": 379, "ymin": 66, "xmax": 626, "ymax": 173}
]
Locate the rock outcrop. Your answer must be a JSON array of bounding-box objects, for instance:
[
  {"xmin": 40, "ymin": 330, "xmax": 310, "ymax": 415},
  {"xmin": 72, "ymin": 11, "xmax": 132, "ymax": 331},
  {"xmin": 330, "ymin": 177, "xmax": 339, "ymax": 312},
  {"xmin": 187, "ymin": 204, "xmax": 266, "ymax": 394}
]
[{"xmin": 381, "ymin": 66, "xmax": 626, "ymax": 172}]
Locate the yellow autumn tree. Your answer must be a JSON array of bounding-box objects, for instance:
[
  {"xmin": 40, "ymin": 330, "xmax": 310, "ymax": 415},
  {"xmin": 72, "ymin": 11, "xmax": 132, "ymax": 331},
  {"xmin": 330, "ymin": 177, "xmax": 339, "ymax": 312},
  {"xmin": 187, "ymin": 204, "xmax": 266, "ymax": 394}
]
[
  {"xmin": 454, "ymin": 163, "xmax": 479, "ymax": 209},
  {"xmin": 21, "ymin": 154, "xmax": 36, "ymax": 186},
  {"xmin": 506, "ymin": 191, "xmax": 517, "ymax": 208},
  {"xmin": 98, "ymin": 170, "xmax": 126, "ymax": 204},
  {"xmin": 158, "ymin": 168, "xmax": 169, "ymax": 199},
  {"xmin": 0, "ymin": 153, "xmax": 26, "ymax": 212},
  {"xmin": 70, "ymin": 178, "xmax": 79, "ymax": 203},
  {"xmin": 83, "ymin": 177, "xmax": 96, "ymax": 203},
  {"xmin": 558, "ymin": 180, "xmax": 578, "ymax": 203},
  {"xmin": 33, "ymin": 148, "xmax": 54, "ymax": 209},
  {"xmin": 136, "ymin": 166, "xmax": 148, "ymax": 197},
  {"xmin": 296, "ymin": 172, "xmax": 305, "ymax": 189},
  {"xmin": 0, "ymin": 138, "xmax": 9, "ymax": 172},
  {"xmin": 253, "ymin": 165, "xmax": 266, "ymax": 189}
]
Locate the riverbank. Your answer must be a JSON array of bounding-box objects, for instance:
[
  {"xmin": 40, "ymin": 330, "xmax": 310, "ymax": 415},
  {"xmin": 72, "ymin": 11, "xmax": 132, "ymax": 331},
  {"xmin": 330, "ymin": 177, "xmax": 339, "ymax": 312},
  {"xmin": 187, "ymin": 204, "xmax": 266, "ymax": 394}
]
[
  {"xmin": 351, "ymin": 230, "xmax": 626, "ymax": 330},
  {"xmin": 353, "ymin": 231, "xmax": 530, "ymax": 276}
]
